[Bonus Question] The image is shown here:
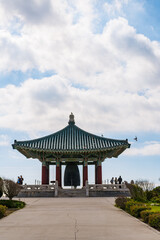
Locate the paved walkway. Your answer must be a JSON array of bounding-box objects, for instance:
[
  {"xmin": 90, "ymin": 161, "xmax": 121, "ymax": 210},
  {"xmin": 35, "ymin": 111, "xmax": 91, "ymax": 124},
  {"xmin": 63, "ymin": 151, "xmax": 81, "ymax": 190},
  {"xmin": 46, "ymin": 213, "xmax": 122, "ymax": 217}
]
[{"xmin": 0, "ymin": 197, "xmax": 160, "ymax": 240}]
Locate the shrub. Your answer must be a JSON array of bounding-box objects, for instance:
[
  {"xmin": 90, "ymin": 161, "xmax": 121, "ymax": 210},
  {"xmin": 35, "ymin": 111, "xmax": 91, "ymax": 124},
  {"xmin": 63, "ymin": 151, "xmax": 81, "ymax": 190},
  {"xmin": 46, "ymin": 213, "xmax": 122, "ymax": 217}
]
[
  {"xmin": 125, "ymin": 199, "xmax": 139, "ymax": 213},
  {"xmin": 115, "ymin": 197, "xmax": 128, "ymax": 210},
  {"xmin": 149, "ymin": 213, "xmax": 160, "ymax": 230},
  {"xmin": 0, "ymin": 200, "xmax": 25, "ymax": 209},
  {"xmin": 126, "ymin": 183, "xmax": 146, "ymax": 202},
  {"xmin": 0, "ymin": 205, "xmax": 7, "ymax": 218},
  {"xmin": 130, "ymin": 205, "xmax": 150, "ymax": 218},
  {"xmin": 140, "ymin": 210, "xmax": 155, "ymax": 223},
  {"xmin": 3, "ymin": 179, "xmax": 22, "ymax": 200}
]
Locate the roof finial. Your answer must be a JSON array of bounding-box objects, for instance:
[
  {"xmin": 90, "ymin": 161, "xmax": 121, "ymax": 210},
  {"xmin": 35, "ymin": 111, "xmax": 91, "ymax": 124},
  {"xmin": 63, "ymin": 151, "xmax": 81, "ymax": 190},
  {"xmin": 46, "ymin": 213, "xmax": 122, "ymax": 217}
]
[{"xmin": 68, "ymin": 112, "xmax": 75, "ymax": 125}]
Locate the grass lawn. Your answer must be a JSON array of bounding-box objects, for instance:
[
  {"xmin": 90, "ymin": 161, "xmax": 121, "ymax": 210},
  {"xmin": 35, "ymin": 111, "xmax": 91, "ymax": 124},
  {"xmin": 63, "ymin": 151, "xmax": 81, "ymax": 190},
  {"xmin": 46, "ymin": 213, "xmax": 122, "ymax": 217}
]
[{"xmin": 150, "ymin": 205, "xmax": 160, "ymax": 212}]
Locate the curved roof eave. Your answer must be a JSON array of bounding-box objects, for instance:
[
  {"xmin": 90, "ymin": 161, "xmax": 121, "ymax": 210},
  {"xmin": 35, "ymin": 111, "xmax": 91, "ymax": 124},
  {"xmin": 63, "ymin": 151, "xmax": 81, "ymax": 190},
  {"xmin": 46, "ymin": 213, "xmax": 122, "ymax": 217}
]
[{"xmin": 12, "ymin": 124, "xmax": 130, "ymax": 151}]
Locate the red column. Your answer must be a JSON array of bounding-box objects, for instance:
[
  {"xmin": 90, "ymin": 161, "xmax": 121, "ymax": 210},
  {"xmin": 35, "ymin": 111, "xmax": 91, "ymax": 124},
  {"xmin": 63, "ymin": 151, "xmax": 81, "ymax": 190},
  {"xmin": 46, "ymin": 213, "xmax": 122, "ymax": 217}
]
[
  {"xmin": 97, "ymin": 165, "xmax": 102, "ymax": 184},
  {"xmin": 56, "ymin": 159, "xmax": 61, "ymax": 187},
  {"xmin": 46, "ymin": 163, "xmax": 49, "ymax": 184},
  {"xmin": 42, "ymin": 162, "xmax": 49, "ymax": 184},
  {"xmin": 96, "ymin": 160, "xmax": 102, "ymax": 184},
  {"xmin": 83, "ymin": 161, "xmax": 88, "ymax": 187}
]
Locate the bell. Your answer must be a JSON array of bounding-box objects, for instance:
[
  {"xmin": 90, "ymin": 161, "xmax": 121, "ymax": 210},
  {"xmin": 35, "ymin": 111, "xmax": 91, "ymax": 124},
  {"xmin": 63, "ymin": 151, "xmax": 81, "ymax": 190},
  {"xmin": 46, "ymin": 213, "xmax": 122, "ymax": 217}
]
[{"xmin": 64, "ymin": 163, "xmax": 80, "ymax": 187}]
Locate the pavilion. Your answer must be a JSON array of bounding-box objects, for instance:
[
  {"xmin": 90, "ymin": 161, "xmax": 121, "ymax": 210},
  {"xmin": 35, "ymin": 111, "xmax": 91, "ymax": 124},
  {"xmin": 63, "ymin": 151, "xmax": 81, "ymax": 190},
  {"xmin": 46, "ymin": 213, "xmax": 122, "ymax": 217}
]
[{"xmin": 12, "ymin": 113, "xmax": 130, "ymax": 187}]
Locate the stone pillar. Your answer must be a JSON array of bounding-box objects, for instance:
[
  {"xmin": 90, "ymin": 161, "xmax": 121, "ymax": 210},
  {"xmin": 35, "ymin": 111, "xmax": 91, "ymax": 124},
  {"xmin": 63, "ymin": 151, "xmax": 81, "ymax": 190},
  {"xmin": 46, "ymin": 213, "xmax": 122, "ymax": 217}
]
[
  {"xmin": 83, "ymin": 160, "xmax": 88, "ymax": 187},
  {"xmin": 56, "ymin": 159, "xmax": 61, "ymax": 187},
  {"xmin": 96, "ymin": 159, "xmax": 102, "ymax": 184},
  {"xmin": 42, "ymin": 162, "xmax": 49, "ymax": 185}
]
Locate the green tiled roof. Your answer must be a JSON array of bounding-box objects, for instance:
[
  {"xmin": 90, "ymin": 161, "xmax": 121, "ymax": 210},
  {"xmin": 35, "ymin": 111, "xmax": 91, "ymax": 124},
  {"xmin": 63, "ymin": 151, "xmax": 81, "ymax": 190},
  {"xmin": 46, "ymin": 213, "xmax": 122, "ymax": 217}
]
[{"xmin": 12, "ymin": 114, "xmax": 130, "ymax": 159}]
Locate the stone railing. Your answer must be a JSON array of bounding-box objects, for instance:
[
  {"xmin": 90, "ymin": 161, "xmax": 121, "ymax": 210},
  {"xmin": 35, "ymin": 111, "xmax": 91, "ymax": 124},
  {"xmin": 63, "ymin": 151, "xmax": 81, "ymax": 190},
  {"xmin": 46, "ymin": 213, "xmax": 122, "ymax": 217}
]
[
  {"xmin": 21, "ymin": 181, "xmax": 58, "ymax": 196},
  {"xmin": 87, "ymin": 183, "xmax": 128, "ymax": 191},
  {"xmin": 19, "ymin": 182, "xmax": 129, "ymax": 197},
  {"xmin": 22, "ymin": 184, "xmax": 55, "ymax": 190}
]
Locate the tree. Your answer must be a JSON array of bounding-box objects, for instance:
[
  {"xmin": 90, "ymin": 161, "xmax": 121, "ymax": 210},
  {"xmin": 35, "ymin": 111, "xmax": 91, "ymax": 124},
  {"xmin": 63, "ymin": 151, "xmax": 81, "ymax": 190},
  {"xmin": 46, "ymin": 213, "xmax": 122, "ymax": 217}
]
[
  {"xmin": 135, "ymin": 179, "xmax": 155, "ymax": 191},
  {"xmin": 0, "ymin": 178, "xmax": 3, "ymax": 198},
  {"xmin": 3, "ymin": 179, "xmax": 22, "ymax": 200},
  {"xmin": 125, "ymin": 182, "xmax": 146, "ymax": 202}
]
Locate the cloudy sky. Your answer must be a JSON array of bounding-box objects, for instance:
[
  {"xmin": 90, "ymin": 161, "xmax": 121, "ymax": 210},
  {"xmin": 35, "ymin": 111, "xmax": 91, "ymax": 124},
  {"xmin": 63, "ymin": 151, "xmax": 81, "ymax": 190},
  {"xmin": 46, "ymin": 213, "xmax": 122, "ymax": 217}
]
[{"xmin": 0, "ymin": 0, "xmax": 160, "ymax": 186}]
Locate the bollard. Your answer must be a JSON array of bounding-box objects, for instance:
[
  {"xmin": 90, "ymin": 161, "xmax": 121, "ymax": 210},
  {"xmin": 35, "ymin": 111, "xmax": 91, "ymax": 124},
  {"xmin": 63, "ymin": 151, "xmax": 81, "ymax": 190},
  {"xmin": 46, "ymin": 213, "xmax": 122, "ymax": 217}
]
[
  {"xmin": 55, "ymin": 181, "xmax": 58, "ymax": 197},
  {"xmin": 85, "ymin": 180, "xmax": 89, "ymax": 197}
]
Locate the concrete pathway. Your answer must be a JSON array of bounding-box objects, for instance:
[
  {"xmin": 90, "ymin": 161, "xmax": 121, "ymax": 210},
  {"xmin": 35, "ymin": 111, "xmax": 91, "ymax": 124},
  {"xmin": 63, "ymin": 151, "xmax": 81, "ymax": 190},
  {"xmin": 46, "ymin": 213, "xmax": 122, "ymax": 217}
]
[{"xmin": 0, "ymin": 197, "xmax": 160, "ymax": 240}]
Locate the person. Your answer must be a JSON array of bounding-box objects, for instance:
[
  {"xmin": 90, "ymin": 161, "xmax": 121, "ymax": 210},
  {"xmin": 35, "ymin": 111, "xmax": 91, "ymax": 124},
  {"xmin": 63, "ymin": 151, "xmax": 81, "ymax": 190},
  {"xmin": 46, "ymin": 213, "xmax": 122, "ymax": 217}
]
[
  {"xmin": 110, "ymin": 177, "xmax": 114, "ymax": 184},
  {"xmin": 118, "ymin": 176, "xmax": 122, "ymax": 188},
  {"xmin": 17, "ymin": 176, "xmax": 21, "ymax": 184},
  {"xmin": 19, "ymin": 175, "xmax": 24, "ymax": 185},
  {"xmin": 115, "ymin": 177, "xmax": 118, "ymax": 184},
  {"xmin": 118, "ymin": 176, "xmax": 122, "ymax": 184}
]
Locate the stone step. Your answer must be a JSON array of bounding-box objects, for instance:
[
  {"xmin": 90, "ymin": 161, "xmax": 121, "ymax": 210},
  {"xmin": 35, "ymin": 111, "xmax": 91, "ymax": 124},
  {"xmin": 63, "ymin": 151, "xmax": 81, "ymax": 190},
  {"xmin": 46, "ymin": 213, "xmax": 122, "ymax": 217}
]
[{"xmin": 58, "ymin": 188, "xmax": 86, "ymax": 197}]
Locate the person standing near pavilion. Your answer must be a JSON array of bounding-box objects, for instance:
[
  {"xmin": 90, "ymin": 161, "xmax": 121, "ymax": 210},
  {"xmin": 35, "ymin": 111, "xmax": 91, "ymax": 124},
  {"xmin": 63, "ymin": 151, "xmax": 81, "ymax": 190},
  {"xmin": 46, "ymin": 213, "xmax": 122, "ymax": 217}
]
[
  {"xmin": 110, "ymin": 177, "xmax": 114, "ymax": 184},
  {"xmin": 118, "ymin": 176, "xmax": 122, "ymax": 188},
  {"xmin": 19, "ymin": 175, "xmax": 24, "ymax": 185},
  {"xmin": 17, "ymin": 176, "xmax": 20, "ymax": 184},
  {"xmin": 115, "ymin": 177, "xmax": 118, "ymax": 184}
]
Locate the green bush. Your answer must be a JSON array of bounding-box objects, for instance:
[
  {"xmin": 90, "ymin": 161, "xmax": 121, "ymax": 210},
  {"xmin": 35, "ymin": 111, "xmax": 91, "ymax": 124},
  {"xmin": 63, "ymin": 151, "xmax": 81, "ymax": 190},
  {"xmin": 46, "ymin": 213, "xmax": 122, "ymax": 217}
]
[
  {"xmin": 0, "ymin": 205, "xmax": 7, "ymax": 218},
  {"xmin": 125, "ymin": 199, "xmax": 139, "ymax": 213},
  {"xmin": 115, "ymin": 197, "xmax": 128, "ymax": 210},
  {"xmin": 149, "ymin": 213, "xmax": 160, "ymax": 230},
  {"xmin": 140, "ymin": 210, "xmax": 155, "ymax": 223},
  {"xmin": 130, "ymin": 205, "xmax": 150, "ymax": 218},
  {"xmin": 0, "ymin": 200, "xmax": 25, "ymax": 209}
]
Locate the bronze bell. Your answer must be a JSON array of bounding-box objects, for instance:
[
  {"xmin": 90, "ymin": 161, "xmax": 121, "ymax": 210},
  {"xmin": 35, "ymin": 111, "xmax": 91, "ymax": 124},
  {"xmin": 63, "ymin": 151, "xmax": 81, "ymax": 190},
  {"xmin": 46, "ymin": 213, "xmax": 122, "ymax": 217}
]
[{"xmin": 64, "ymin": 162, "xmax": 80, "ymax": 187}]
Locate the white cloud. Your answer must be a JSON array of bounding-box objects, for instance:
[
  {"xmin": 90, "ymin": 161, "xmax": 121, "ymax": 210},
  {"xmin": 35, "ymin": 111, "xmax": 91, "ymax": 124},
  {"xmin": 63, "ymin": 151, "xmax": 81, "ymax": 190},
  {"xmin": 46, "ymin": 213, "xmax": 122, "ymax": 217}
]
[
  {"xmin": 0, "ymin": 74, "xmax": 160, "ymax": 135},
  {"xmin": 0, "ymin": 16, "xmax": 160, "ymax": 94},
  {"xmin": 0, "ymin": 0, "xmax": 68, "ymax": 26},
  {"xmin": 124, "ymin": 141, "xmax": 160, "ymax": 156},
  {"xmin": 104, "ymin": 0, "xmax": 129, "ymax": 16},
  {"xmin": 104, "ymin": 0, "xmax": 144, "ymax": 18},
  {"xmin": 0, "ymin": 1, "xmax": 160, "ymax": 135}
]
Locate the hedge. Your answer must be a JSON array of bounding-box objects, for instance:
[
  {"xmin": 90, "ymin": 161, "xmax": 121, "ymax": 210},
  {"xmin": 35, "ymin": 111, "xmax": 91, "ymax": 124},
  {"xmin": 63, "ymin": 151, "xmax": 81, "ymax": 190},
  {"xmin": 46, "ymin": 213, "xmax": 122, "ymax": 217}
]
[
  {"xmin": 115, "ymin": 197, "xmax": 128, "ymax": 210},
  {"xmin": 0, "ymin": 205, "xmax": 7, "ymax": 218},
  {"xmin": 130, "ymin": 205, "xmax": 150, "ymax": 218},
  {"xmin": 149, "ymin": 213, "xmax": 160, "ymax": 230},
  {"xmin": 0, "ymin": 200, "xmax": 25, "ymax": 209},
  {"xmin": 125, "ymin": 200, "xmax": 140, "ymax": 213},
  {"xmin": 140, "ymin": 210, "xmax": 155, "ymax": 223}
]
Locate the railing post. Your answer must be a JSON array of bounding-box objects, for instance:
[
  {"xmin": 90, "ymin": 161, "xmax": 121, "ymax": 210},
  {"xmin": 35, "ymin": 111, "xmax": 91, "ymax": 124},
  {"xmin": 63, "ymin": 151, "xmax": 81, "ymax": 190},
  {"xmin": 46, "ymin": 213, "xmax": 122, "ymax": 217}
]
[
  {"xmin": 85, "ymin": 180, "xmax": 89, "ymax": 197},
  {"xmin": 55, "ymin": 181, "xmax": 58, "ymax": 197}
]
